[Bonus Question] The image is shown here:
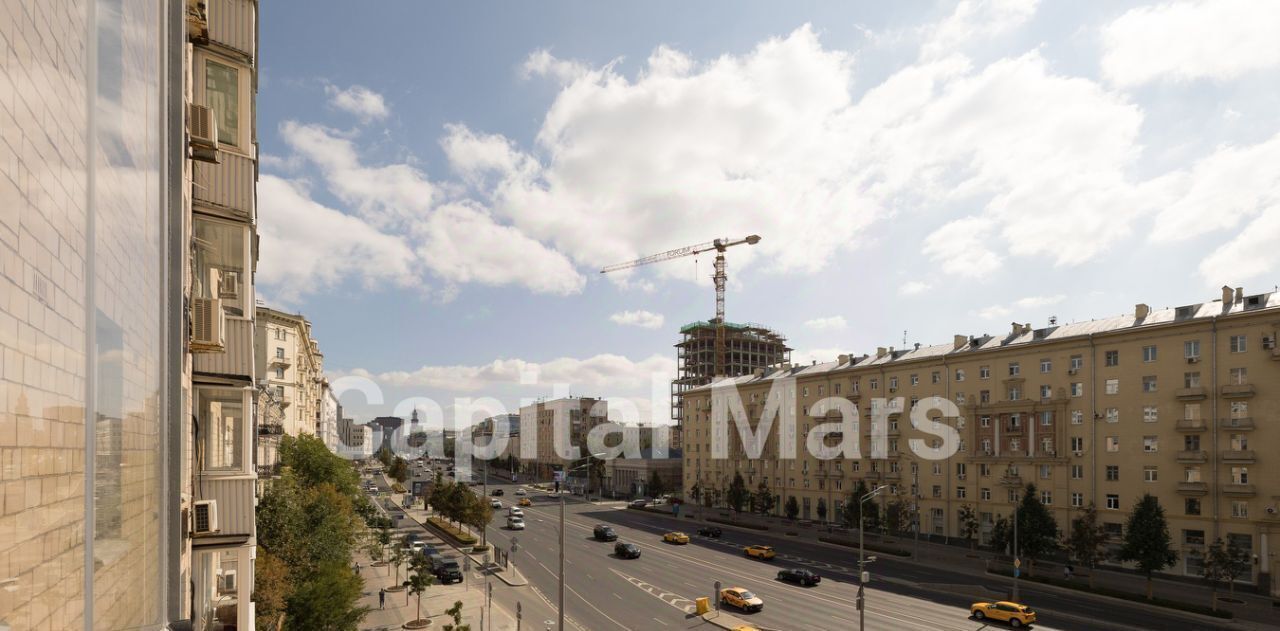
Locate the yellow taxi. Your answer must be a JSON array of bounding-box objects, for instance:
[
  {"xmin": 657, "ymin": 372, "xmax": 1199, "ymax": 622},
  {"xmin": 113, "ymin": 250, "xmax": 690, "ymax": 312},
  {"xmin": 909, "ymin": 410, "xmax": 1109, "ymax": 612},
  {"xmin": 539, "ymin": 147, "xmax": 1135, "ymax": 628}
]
[
  {"xmin": 971, "ymin": 601, "xmax": 1036, "ymax": 627},
  {"xmin": 518, "ymin": 498, "xmax": 532, "ymax": 507},
  {"xmin": 662, "ymin": 531, "xmax": 690, "ymax": 544},
  {"xmin": 719, "ymin": 587, "xmax": 764, "ymax": 613},
  {"xmin": 743, "ymin": 545, "xmax": 776, "ymax": 560}
]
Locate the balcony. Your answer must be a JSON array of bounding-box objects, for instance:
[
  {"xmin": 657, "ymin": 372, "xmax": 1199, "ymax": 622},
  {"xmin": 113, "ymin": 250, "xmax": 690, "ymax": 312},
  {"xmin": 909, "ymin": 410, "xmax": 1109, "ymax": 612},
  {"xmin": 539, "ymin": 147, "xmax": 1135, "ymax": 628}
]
[
  {"xmin": 193, "ymin": 152, "xmax": 256, "ymax": 218},
  {"xmin": 1175, "ymin": 450, "xmax": 1208, "ymax": 463},
  {"xmin": 1176, "ymin": 482, "xmax": 1208, "ymax": 496},
  {"xmin": 279, "ymin": 395, "xmax": 292, "ymax": 408},
  {"xmin": 1221, "ymin": 450, "xmax": 1256, "ymax": 463},
  {"xmin": 258, "ymin": 423, "xmax": 284, "ymax": 436},
  {"xmin": 1223, "ymin": 417, "xmax": 1255, "ymax": 430},
  {"xmin": 1222, "ymin": 483, "xmax": 1256, "ymax": 497},
  {"xmin": 999, "ymin": 475, "xmax": 1023, "ymax": 487},
  {"xmin": 269, "ymin": 355, "xmax": 292, "ymax": 367},
  {"xmin": 193, "ymin": 317, "xmax": 254, "ymax": 380},
  {"xmin": 1175, "ymin": 418, "xmax": 1206, "ymax": 432},
  {"xmin": 1175, "ymin": 387, "xmax": 1207, "ymax": 400},
  {"xmin": 193, "ymin": 475, "xmax": 257, "ymax": 540},
  {"xmin": 884, "ymin": 472, "xmax": 901, "ymax": 481},
  {"xmin": 1221, "ymin": 384, "xmax": 1255, "ymax": 398}
]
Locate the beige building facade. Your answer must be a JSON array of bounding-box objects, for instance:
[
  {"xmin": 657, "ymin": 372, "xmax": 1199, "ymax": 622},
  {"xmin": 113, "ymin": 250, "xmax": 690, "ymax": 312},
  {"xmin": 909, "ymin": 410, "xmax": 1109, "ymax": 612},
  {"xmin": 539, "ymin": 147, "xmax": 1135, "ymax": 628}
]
[
  {"xmin": 519, "ymin": 397, "xmax": 609, "ymax": 479},
  {"xmin": 682, "ymin": 287, "xmax": 1280, "ymax": 594},
  {"xmin": 255, "ymin": 307, "xmax": 325, "ymax": 438}
]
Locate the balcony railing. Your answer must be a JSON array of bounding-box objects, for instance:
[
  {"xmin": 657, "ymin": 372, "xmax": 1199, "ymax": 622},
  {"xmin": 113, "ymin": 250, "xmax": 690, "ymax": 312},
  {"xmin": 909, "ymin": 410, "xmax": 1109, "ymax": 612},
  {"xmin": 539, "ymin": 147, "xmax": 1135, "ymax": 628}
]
[
  {"xmin": 1175, "ymin": 418, "xmax": 1206, "ymax": 432},
  {"xmin": 1176, "ymin": 482, "xmax": 1208, "ymax": 495},
  {"xmin": 999, "ymin": 475, "xmax": 1023, "ymax": 487},
  {"xmin": 192, "ymin": 317, "xmax": 254, "ymax": 380},
  {"xmin": 1221, "ymin": 384, "xmax": 1255, "ymax": 398},
  {"xmin": 1176, "ymin": 450, "xmax": 1208, "ymax": 463},
  {"xmin": 1222, "ymin": 483, "xmax": 1256, "ymax": 496},
  {"xmin": 1221, "ymin": 450, "xmax": 1256, "ymax": 463},
  {"xmin": 1223, "ymin": 417, "xmax": 1255, "ymax": 430},
  {"xmin": 1175, "ymin": 387, "xmax": 1207, "ymax": 400}
]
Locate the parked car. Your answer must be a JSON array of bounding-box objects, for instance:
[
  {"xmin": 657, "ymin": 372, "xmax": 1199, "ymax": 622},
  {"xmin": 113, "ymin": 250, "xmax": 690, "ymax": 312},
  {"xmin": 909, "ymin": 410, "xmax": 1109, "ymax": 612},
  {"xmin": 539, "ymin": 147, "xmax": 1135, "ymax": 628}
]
[
  {"xmin": 593, "ymin": 525, "xmax": 617, "ymax": 541},
  {"xmin": 776, "ymin": 568, "xmax": 821, "ymax": 586},
  {"xmin": 614, "ymin": 542, "xmax": 641, "ymax": 559},
  {"xmin": 720, "ymin": 587, "xmax": 764, "ymax": 613},
  {"xmin": 744, "ymin": 545, "xmax": 776, "ymax": 560},
  {"xmin": 507, "ymin": 516, "xmax": 525, "ymax": 530},
  {"xmin": 971, "ymin": 601, "xmax": 1036, "ymax": 628},
  {"xmin": 697, "ymin": 526, "xmax": 722, "ymax": 538},
  {"xmin": 491, "ymin": 489, "xmax": 505, "ymax": 496},
  {"xmin": 434, "ymin": 560, "xmax": 464, "ymax": 584},
  {"xmin": 628, "ymin": 499, "xmax": 648, "ymax": 509}
]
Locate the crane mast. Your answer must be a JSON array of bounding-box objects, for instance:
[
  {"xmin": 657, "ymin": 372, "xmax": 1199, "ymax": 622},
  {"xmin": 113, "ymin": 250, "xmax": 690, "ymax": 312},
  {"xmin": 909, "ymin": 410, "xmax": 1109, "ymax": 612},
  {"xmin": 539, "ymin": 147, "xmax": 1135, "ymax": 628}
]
[{"xmin": 601, "ymin": 235, "xmax": 760, "ymax": 377}]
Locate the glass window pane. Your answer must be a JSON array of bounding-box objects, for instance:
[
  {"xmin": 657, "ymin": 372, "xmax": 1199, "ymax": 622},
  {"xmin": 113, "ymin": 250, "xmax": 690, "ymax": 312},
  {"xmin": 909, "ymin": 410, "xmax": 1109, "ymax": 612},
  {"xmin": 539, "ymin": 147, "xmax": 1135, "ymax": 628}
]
[
  {"xmin": 198, "ymin": 389, "xmax": 245, "ymax": 470},
  {"xmin": 206, "ymin": 60, "xmax": 240, "ymax": 146}
]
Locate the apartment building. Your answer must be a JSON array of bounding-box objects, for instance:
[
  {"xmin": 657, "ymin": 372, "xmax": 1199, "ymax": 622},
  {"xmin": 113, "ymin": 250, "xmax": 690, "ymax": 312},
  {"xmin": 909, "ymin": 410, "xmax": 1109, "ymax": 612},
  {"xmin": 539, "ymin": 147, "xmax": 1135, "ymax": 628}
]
[
  {"xmin": 682, "ymin": 287, "xmax": 1280, "ymax": 595},
  {"xmin": 255, "ymin": 307, "xmax": 325, "ymax": 437},
  {"xmin": 518, "ymin": 397, "xmax": 609, "ymax": 479}
]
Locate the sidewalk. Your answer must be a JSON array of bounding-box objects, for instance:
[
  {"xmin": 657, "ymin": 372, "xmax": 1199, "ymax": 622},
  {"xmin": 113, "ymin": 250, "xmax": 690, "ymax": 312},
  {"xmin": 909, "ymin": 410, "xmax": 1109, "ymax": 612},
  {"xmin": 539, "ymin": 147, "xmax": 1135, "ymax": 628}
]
[
  {"xmin": 354, "ymin": 547, "xmax": 518, "ymax": 631},
  {"xmin": 653, "ymin": 505, "xmax": 1278, "ymax": 627}
]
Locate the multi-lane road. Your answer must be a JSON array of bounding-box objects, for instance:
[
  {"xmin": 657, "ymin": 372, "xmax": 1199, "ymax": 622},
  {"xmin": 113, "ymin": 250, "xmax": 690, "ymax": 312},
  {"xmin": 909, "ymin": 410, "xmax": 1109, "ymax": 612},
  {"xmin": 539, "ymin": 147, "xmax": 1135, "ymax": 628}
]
[{"xmin": 473, "ymin": 477, "xmax": 1230, "ymax": 631}]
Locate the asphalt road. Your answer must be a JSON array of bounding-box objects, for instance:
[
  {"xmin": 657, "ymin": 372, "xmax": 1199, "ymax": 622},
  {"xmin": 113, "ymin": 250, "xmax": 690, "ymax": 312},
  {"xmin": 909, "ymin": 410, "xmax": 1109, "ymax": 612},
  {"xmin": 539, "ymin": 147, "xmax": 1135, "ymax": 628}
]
[{"xmin": 473, "ymin": 477, "xmax": 1231, "ymax": 631}]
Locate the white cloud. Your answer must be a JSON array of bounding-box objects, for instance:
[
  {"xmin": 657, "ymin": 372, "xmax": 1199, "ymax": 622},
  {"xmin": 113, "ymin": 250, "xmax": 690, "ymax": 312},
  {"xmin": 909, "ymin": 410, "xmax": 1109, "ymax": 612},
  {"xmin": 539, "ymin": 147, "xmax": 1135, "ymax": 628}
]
[
  {"xmin": 898, "ymin": 281, "xmax": 933, "ymax": 296},
  {"xmin": 325, "ymin": 84, "xmax": 390, "ymax": 122},
  {"xmin": 975, "ymin": 304, "xmax": 1012, "ymax": 319},
  {"xmin": 521, "ymin": 49, "xmax": 591, "ymax": 83},
  {"xmin": 920, "ymin": 0, "xmax": 1040, "ymax": 60},
  {"xmin": 1150, "ymin": 132, "xmax": 1280, "ymax": 243},
  {"xmin": 922, "ymin": 217, "xmax": 1003, "ymax": 277},
  {"xmin": 1015, "ymin": 294, "xmax": 1066, "ymax": 308},
  {"xmin": 791, "ymin": 348, "xmax": 848, "ymax": 365},
  {"xmin": 609, "ymin": 310, "xmax": 665, "ymax": 329},
  {"xmin": 1199, "ymin": 207, "xmax": 1280, "ymax": 284},
  {"xmin": 804, "ymin": 316, "xmax": 847, "ymax": 331},
  {"xmin": 346, "ymin": 353, "xmax": 676, "ymax": 392},
  {"xmin": 1101, "ymin": 0, "xmax": 1280, "ymax": 87}
]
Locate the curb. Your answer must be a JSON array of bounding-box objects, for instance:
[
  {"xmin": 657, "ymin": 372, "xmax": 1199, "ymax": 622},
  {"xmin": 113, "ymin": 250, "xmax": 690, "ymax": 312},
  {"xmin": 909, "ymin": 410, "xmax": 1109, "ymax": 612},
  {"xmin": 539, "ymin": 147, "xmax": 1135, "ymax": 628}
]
[
  {"xmin": 982, "ymin": 570, "xmax": 1235, "ymax": 628},
  {"xmin": 399, "ymin": 506, "xmax": 530, "ymax": 588}
]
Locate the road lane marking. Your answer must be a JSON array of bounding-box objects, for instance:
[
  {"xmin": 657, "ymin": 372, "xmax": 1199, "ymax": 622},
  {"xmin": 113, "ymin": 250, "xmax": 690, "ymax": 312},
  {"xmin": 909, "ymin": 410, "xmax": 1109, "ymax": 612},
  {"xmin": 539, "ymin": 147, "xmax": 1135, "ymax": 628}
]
[
  {"xmin": 607, "ymin": 568, "xmax": 697, "ymax": 615},
  {"xmin": 652, "ymin": 618, "xmax": 668, "ymax": 626}
]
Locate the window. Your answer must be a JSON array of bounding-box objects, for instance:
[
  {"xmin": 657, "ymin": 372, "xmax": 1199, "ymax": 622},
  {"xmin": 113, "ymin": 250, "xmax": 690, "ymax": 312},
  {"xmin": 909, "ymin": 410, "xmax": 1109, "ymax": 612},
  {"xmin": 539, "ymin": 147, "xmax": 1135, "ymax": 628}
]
[
  {"xmin": 870, "ymin": 378, "xmax": 879, "ymax": 390},
  {"xmin": 1185, "ymin": 403, "xmax": 1201, "ymax": 420},
  {"xmin": 1105, "ymin": 379, "xmax": 1119, "ymax": 395},
  {"xmin": 979, "ymin": 463, "xmax": 991, "ymax": 477},
  {"xmin": 1142, "ymin": 345, "xmax": 1157, "ymax": 362},
  {"xmin": 955, "ymin": 392, "xmax": 966, "ymax": 405},
  {"xmin": 1184, "ymin": 466, "xmax": 1201, "ymax": 482},
  {"xmin": 956, "ymin": 486, "xmax": 967, "ymax": 499},
  {"xmin": 890, "ymin": 377, "xmax": 900, "ymax": 390},
  {"xmin": 1071, "ymin": 465, "xmax": 1084, "ymax": 479},
  {"xmin": 955, "ymin": 368, "xmax": 966, "ymax": 381},
  {"xmin": 274, "ymin": 367, "xmax": 284, "ymax": 379},
  {"xmin": 1185, "ymin": 499, "xmax": 1201, "ymax": 516},
  {"xmin": 1106, "ymin": 494, "xmax": 1120, "ymax": 510},
  {"xmin": 1229, "ymin": 335, "xmax": 1246, "ymax": 353},
  {"xmin": 1038, "ymin": 358, "xmax": 1051, "ymax": 373},
  {"xmin": 1009, "ymin": 438, "xmax": 1021, "ymax": 452},
  {"xmin": 1106, "ymin": 436, "xmax": 1119, "ymax": 452},
  {"xmin": 1034, "ymin": 385, "xmax": 1048, "ymax": 400},
  {"xmin": 931, "ymin": 371, "xmax": 940, "ymax": 384},
  {"xmin": 196, "ymin": 387, "xmax": 247, "ymax": 471},
  {"xmin": 1040, "ymin": 411, "xmax": 1052, "ymax": 426},
  {"xmin": 1142, "ymin": 376, "xmax": 1157, "ymax": 392},
  {"xmin": 1184, "ymin": 340, "xmax": 1200, "ymax": 359},
  {"xmin": 931, "ymin": 462, "xmax": 942, "ymax": 475},
  {"xmin": 1144, "ymin": 466, "xmax": 1158, "ymax": 482},
  {"xmin": 1106, "ymin": 465, "xmax": 1119, "ymax": 481},
  {"xmin": 1008, "ymin": 489, "xmax": 1018, "ymax": 503},
  {"xmin": 1143, "ymin": 436, "xmax": 1159, "ymax": 453},
  {"xmin": 1143, "ymin": 406, "xmax": 1158, "ymax": 423},
  {"xmin": 1184, "ymin": 371, "xmax": 1201, "ymax": 388},
  {"xmin": 981, "ymin": 438, "xmax": 992, "ymax": 453},
  {"xmin": 1105, "ymin": 407, "xmax": 1119, "ymax": 423},
  {"xmin": 910, "ymin": 374, "xmax": 919, "ymax": 386},
  {"xmin": 852, "ymin": 380, "xmax": 859, "ymax": 394},
  {"xmin": 980, "ymin": 415, "xmax": 991, "ymax": 428},
  {"xmin": 1039, "ymin": 465, "xmax": 1051, "ymax": 479},
  {"xmin": 1071, "ymin": 436, "xmax": 1084, "ymax": 452},
  {"xmin": 1041, "ymin": 490, "xmax": 1052, "ymax": 505},
  {"xmin": 1008, "ymin": 386, "xmax": 1021, "ymax": 401},
  {"xmin": 981, "ymin": 487, "xmax": 991, "ymax": 501},
  {"xmin": 1231, "ymin": 501, "xmax": 1248, "ymax": 518},
  {"xmin": 1070, "ymin": 355, "xmax": 1083, "ymax": 371},
  {"xmin": 205, "ymin": 58, "xmax": 243, "ymax": 146},
  {"xmin": 1070, "ymin": 382, "xmax": 1083, "ymax": 397},
  {"xmin": 932, "ymin": 485, "xmax": 942, "ymax": 499},
  {"xmin": 818, "ymin": 385, "xmax": 825, "ymax": 396},
  {"xmin": 276, "ymin": 347, "xmax": 285, "ymax": 359},
  {"xmin": 834, "ymin": 383, "xmax": 841, "ymax": 394},
  {"xmin": 1041, "ymin": 437, "xmax": 1053, "ymax": 453},
  {"xmin": 802, "ymin": 387, "xmax": 809, "ymax": 397},
  {"xmin": 1071, "ymin": 410, "xmax": 1084, "ymax": 425},
  {"xmin": 1009, "ymin": 362, "xmax": 1020, "ymax": 376},
  {"xmin": 1184, "ymin": 435, "xmax": 1201, "ymax": 451},
  {"xmin": 980, "ymin": 390, "xmax": 991, "ymax": 403},
  {"xmin": 1105, "ymin": 350, "xmax": 1119, "ymax": 366},
  {"xmin": 1071, "ymin": 492, "xmax": 1084, "ymax": 508},
  {"xmin": 1230, "ymin": 433, "xmax": 1248, "ymax": 451},
  {"xmin": 980, "ymin": 365, "xmax": 991, "ymax": 379},
  {"xmin": 193, "ymin": 216, "xmax": 250, "ymax": 316},
  {"xmin": 957, "ymin": 463, "xmax": 967, "ymax": 477},
  {"xmin": 1229, "ymin": 367, "xmax": 1248, "ymax": 385},
  {"xmin": 1009, "ymin": 414, "xmax": 1022, "ymax": 430},
  {"xmin": 1231, "ymin": 467, "xmax": 1248, "ymax": 484}
]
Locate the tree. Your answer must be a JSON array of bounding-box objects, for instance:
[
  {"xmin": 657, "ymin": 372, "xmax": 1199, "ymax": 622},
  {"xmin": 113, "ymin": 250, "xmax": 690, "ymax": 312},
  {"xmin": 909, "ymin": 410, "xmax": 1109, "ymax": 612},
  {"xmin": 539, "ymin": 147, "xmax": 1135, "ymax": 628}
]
[
  {"xmin": 689, "ymin": 482, "xmax": 701, "ymax": 506},
  {"xmin": 752, "ymin": 480, "xmax": 776, "ymax": 516},
  {"xmin": 1063, "ymin": 503, "xmax": 1107, "ymax": 588},
  {"xmin": 784, "ymin": 495, "xmax": 800, "ymax": 520},
  {"xmin": 254, "ymin": 550, "xmax": 291, "ymax": 631},
  {"xmin": 284, "ymin": 560, "xmax": 368, "ymax": 631},
  {"xmin": 1015, "ymin": 485, "xmax": 1059, "ymax": 577},
  {"xmin": 462, "ymin": 488, "xmax": 494, "ymax": 537},
  {"xmin": 389, "ymin": 456, "xmax": 410, "ymax": 484},
  {"xmin": 843, "ymin": 480, "xmax": 881, "ymax": 531},
  {"xmin": 989, "ymin": 514, "xmax": 1012, "ymax": 555},
  {"xmin": 725, "ymin": 473, "xmax": 750, "ymax": 513},
  {"xmin": 816, "ymin": 498, "xmax": 828, "ymax": 523},
  {"xmin": 376, "ymin": 446, "xmax": 394, "ymax": 468},
  {"xmin": 1117, "ymin": 493, "xmax": 1178, "ymax": 599},
  {"xmin": 648, "ymin": 470, "xmax": 667, "ymax": 499},
  {"xmin": 406, "ymin": 555, "xmax": 436, "ymax": 624},
  {"xmin": 884, "ymin": 491, "xmax": 912, "ymax": 535},
  {"xmin": 280, "ymin": 434, "xmax": 362, "ymax": 497},
  {"xmin": 708, "ymin": 486, "xmax": 722, "ymax": 508},
  {"xmin": 1202, "ymin": 538, "xmax": 1231, "ymax": 611},
  {"xmin": 957, "ymin": 504, "xmax": 979, "ymax": 550},
  {"xmin": 1224, "ymin": 538, "xmax": 1249, "ymax": 595},
  {"xmin": 442, "ymin": 600, "xmax": 471, "ymax": 631}
]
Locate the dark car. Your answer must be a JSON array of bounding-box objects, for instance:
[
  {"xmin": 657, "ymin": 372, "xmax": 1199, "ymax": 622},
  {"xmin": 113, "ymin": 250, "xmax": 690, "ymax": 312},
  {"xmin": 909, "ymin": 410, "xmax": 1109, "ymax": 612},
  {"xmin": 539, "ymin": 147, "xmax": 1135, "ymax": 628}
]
[
  {"xmin": 777, "ymin": 568, "xmax": 821, "ymax": 586},
  {"xmin": 491, "ymin": 489, "xmax": 504, "ymax": 496},
  {"xmin": 697, "ymin": 526, "xmax": 722, "ymax": 538},
  {"xmin": 434, "ymin": 560, "xmax": 464, "ymax": 584},
  {"xmin": 594, "ymin": 525, "xmax": 618, "ymax": 541},
  {"xmin": 614, "ymin": 542, "xmax": 641, "ymax": 559}
]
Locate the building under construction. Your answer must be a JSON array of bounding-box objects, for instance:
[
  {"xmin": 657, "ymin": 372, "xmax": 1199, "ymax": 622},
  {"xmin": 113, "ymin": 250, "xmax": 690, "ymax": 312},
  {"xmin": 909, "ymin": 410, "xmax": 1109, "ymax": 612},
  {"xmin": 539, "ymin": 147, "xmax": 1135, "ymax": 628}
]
[{"xmin": 672, "ymin": 320, "xmax": 791, "ymax": 424}]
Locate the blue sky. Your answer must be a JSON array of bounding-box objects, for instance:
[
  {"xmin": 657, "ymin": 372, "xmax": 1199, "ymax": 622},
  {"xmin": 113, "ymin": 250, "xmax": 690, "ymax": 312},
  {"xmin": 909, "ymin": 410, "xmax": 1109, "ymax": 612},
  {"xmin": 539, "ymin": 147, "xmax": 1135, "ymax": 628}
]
[{"xmin": 255, "ymin": 0, "xmax": 1280, "ymax": 425}]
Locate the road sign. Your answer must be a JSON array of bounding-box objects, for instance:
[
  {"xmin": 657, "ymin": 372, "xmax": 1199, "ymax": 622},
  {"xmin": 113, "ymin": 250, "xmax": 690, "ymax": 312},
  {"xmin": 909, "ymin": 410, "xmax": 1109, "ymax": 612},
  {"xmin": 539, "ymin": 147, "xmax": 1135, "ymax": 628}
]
[
  {"xmin": 861, "ymin": 571, "xmax": 870, "ymax": 583},
  {"xmin": 1014, "ymin": 558, "xmax": 1021, "ymax": 568},
  {"xmin": 553, "ymin": 471, "xmax": 565, "ymax": 482}
]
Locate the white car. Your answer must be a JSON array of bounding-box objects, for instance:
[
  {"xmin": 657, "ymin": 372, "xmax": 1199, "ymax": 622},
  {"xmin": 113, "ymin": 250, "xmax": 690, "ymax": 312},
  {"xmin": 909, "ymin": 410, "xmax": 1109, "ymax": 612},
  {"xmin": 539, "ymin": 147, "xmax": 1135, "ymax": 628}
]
[
  {"xmin": 490, "ymin": 499, "xmax": 502, "ymax": 509},
  {"xmin": 514, "ymin": 488, "xmax": 527, "ymax": 496},
  {"xmin": 507, "ymin": 517, "xmax": 525, "ymax": 530},
  {"xmin": 508, "ymin": 507, "xmax": 523, "ymax": 517}
]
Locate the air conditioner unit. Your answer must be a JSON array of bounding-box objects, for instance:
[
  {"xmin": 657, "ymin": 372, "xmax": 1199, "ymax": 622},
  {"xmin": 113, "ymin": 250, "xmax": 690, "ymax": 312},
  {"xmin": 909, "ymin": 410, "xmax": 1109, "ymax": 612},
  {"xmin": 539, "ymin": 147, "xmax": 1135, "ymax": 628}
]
[
  {"xmin": 188, "ymin": 103, "xmax": 220, "ymax": 163},
  {"xmin": 191, "ymin": 296, "xmax": 226, "ymax": 351},
  {"xmin": 220, "ymin": 270, "xmax": 241, "ymax": 300},
  {"xmin": 220, "ymin": 569, "xmax": 237, "ymax": 593},
  {"xmin": 1067, "ymin": 368, "xmax": 1078, "ymax": 375},
  {"xmin": 957, "ymin": 474, "xmax": 966, "ymax": 480},
  {"xmin": 1073, "ymin": 450, "xmax": 1083, "ymax": 457},
  {"xmin": 1264, "ymin": 337, "xmax": 1276, "ymax": 350},
  {"xmin": 1187, "ymin": 356, "xmax": 1200, "ymax": 364},
  {"xmin": 193, "ymin": 499, "xmax": 219, "ymax": 534}
]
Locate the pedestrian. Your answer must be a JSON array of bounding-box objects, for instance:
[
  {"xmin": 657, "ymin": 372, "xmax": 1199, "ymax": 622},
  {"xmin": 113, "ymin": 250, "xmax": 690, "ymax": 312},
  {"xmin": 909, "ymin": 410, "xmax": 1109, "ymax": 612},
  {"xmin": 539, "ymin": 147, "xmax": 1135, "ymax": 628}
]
[
  {"xmin": 1063, "ymin": 564, "xmax": 1073, "ymax": 581},
  {"xmin": 379, "ymin": 587, "xmax": 386, "ymax": 609}
]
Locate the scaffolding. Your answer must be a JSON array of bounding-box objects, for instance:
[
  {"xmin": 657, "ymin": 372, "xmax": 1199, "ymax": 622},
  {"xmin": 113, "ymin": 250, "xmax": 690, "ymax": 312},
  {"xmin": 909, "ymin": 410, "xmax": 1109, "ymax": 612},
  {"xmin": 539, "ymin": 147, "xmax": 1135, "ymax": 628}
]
[{"xmin": 671, "ymin": 321, "xmax": 791, "ymax": 424}]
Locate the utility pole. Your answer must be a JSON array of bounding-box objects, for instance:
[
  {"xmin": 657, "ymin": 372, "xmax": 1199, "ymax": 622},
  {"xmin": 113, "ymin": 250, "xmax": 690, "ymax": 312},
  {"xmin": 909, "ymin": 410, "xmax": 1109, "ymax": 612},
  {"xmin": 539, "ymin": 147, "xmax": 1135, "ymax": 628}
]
[
  {"xmin": 1013, "ymin": 501, "xmax": 1020, "ymax": 602},
  {"xmin": 559, "ymin": 455, "xmax": 604, "ymax": 631},
  {"xmin": 913, "ymin": 465, "xmax": 920, "ymax": 561},
  {"xmin": 859, "ymin": 485, "xmax": 886, "ymax": 631}
]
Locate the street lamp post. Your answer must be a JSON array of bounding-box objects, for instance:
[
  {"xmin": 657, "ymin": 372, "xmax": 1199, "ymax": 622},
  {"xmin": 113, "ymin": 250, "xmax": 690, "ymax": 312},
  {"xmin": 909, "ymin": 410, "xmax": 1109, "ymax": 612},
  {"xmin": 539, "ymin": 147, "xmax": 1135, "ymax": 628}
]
[
  {"xmin": 1012, "ymin": 500, "xmax": 1020, "ymax": 602},
  {"xmin": 559, "ymin": 453, "xmax": 605, "ymax": 631},
  {"xmin": 859, "ymin": 484, "xmax": 887, "ymax": 631}
]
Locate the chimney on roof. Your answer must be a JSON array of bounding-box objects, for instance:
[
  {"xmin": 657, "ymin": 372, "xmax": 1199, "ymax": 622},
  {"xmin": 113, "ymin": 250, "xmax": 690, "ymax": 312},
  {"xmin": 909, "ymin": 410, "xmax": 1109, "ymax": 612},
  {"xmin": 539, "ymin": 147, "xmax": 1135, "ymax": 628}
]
[
  {"xmin": 1135, "ymin": 303, "xmax": 1150, "ymax": 320},
  {"xmin": 753, "ymin": 368, "xmax": 764, "ymax": 378},
  {"xmin": 1011, "ymin": 322, "xmax": 1021, "ymax": 335},
  {"xmin": 914, "ymin": 342, "xmax": 921, "ymax": 351},
  {"xmin": 1222, "ymin": 285, "xmax": 1233, "ymax": 303},
  {"xmin": 954, "ymin": 334, "xmax": 966, "ymax": 350},
  {"xmin": 838, "ymin": 354, "xmax": 849, "ymax": 365},
  {"xmin": 876, "ymin": 347, "xmax": 887, "ymax": 359},
  {"xmin": 1235, "ymin": 287, "xmax": 1244, "ymax": 303},
  {"xmin": 781, "ymin": 362, "xmax": 792, "ymax": 371},
  {"xmin": 812, "ymin": 360, "xmax": 817, "ymax": 366}
]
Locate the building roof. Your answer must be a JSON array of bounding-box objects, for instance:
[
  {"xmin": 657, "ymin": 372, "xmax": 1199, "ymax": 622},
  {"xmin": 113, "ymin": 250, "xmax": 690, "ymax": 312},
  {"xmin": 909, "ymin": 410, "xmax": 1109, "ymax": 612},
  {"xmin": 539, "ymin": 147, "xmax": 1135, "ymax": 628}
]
[{"xmin": 687, "ymin": 289, "xmax": 1279, "ymax": 394}]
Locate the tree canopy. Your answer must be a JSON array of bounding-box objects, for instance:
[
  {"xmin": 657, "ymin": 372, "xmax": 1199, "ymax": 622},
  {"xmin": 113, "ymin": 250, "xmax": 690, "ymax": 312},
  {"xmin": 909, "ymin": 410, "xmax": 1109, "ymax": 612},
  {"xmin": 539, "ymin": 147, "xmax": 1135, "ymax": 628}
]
[{"xmin": 1118, "ymin": 493, "xmax": 1178, "ymax": 599}]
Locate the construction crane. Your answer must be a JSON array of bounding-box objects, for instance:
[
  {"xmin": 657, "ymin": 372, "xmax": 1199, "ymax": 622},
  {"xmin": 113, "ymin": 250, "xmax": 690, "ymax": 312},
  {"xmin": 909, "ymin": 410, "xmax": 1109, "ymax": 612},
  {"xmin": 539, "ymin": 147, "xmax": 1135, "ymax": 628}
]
[{"xmin": 600, "ymin": 235, "xmax": 761, "ymax": 376}]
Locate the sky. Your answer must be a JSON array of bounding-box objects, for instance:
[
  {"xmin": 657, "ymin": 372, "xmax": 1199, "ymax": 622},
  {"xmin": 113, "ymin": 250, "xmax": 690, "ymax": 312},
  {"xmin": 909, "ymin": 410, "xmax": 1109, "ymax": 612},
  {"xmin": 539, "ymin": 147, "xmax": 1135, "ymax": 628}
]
[{"xmin": 255, "ymin": 0, "xmax": 1280, "ymax": 427}]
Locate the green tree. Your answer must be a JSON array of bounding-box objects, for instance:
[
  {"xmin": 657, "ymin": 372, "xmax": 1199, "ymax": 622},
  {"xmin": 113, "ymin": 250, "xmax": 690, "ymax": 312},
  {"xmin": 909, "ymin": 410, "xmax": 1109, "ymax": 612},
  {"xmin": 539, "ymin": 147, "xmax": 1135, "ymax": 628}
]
[
  {"xmin": 376, "ymin": 446, "xmax": 394, "ymax": 468},
  {"xmin": 1015, "ymin": 485, "xmax": 1059, "ymax": 577},
  {"xmin": 1064, "ymin": 503, "xmax": 1108, "ymax": 588},
  {"xmin": 784, "ymin": 495, "xmax": 800, "ymax": 520},
  {"xmin": 1117, "ymin": 494, "xmax": 1178, "ymax": 599},
  {"xmin": 389, "ymin": 456, "xmax": 410, "ymax": 484},
  {"xmin": 816, "ymin": 498, "xmax": 828, "ymax": 522},
  {"xmin": 843, "ymin": 480, "xmax": 881, "ymax": 530},
  {"xmin": 647, "ymin": 470, "xmax": 667, "ymax": 499},
  {"xmin": 989, "ymin": 514, "xmax": 1012, "ymax": 555},
  {"xmin": 752, "ymin": 480, "xmax": 776, "ymax": 516},
  {"xmin": 689, "ymin": 482, "xmax": 701, "ymax": 506},
  {"xmin": 406, "ymin": 555, "xmax": 436, "ymax": 624},
  {"xmin": 463, "ymin": 488, "xmax": 494, "ymax": 536},
  {"xmin": 280, "ymin": 434, "xmax": 362, "ymax": 497},
  {"xmin": 885, "ymin": 493, "xmax": 912, "ymax": 534},
  {"xmin": 725, "ymin": 473, "xmax": 750, "ymax": 513},
  {"xmin": 254, "ymin": 550, "xmax": 291, "ymax": 631},
  {"xmin": 957, "ymin": 504, "xmax": 980, "ymax": 550},
  {"xmin": 284, "ymin": 560, "xmax": 368, "ymax": 631},
  {"xmin": 1202, "ymin": 538, "xmax": 1231, "ymax": 611},
  {"xmin": 442, "ymin": 599, "xmax": 471, "ymax": 631}
]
